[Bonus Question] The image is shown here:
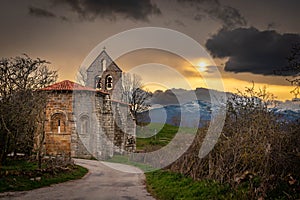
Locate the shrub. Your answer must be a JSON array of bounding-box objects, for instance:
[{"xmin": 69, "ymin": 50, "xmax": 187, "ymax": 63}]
[{"xmin": 167, "ymin": 86, "xmax": 300, "ymax": 199}]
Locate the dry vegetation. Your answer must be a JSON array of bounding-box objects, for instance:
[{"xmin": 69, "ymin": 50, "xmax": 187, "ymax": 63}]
[
  {"xmin": 0, "ymin": 55, "xmax": 88, "ymax": 192},
  {"xmin": 167, "ymin": 86, "xmax": 300, "ymax": 199},
  {"xmin": 0, "ymin": 55, "xmax": 57, "ymax": 167}
]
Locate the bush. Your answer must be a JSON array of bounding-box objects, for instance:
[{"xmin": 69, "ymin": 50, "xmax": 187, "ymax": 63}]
[
  {"xmin": 0, "ymin": 157, "xmax": 87, "ymax": 192},
  {"xmin": 167, "ymin": 86, "xmax": 300, "ymax": 199}
]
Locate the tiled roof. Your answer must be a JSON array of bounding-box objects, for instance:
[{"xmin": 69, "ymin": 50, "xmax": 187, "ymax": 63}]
[{"xmin": 41, "ymin": 80, "xmax": 107, "ymax": 93}]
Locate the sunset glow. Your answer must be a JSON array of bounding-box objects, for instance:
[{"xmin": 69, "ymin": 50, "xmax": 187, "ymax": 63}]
[
  {"xmin": 198, "ymin": 61, "xmax": 207, "ymax": 72},
  {"xmin": 0, "ymin": 1, "xmax": 298, "ymax": 102}
]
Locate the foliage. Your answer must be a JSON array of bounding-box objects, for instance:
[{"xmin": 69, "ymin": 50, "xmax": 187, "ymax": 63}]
[
  {"xmin": 0, "ymin": 55, "xmax": 57, "ymax": 164},
  {"xmin": 166, "ymin": 85, "xmax": 300, "ymax": 199},
  {"xmin": 0, "ymin": 157, "xmax": 88, "ymax": 192}
]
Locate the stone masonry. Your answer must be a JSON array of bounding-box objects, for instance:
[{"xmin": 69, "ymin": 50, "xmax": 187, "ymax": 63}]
[{"xmin": 41, "ymin": 50, "xmax": 136, "ymax": 160}]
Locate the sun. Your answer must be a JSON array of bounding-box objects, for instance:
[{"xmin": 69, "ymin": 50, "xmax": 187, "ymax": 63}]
[
  {"xmin": 199, "ymin": 61, "xmax": 207, "ymax": 68},
  {"xmin": 198, "ymin": 61, "xmax": 207, "ymax": 72}
]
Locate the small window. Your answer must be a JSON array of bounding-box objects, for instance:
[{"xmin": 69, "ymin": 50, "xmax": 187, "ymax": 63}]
[
  {"xmin": 102, "ymin": 59, "xmax": 107, "ymax": 71},
  {"xmin": 51, "ymin": 113, "xmax": 66, "ymax": 133},
  {"xmin": 105, "ymin": 75, "xmax": 113, "ymax": 90},
  {"xmin": 58, "ymin": 120, "xmax": 61, "ymax": 133}
]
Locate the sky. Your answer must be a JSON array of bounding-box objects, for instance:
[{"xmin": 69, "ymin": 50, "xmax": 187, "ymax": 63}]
[{"xmin": 0, "ymin": 0, "xmax": 299, "ymax": 100}]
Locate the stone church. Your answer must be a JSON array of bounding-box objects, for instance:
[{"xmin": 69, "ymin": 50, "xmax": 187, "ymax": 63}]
[{"xmin": 41, "ymin": 50, "xmax": 136, "ymax": 160}]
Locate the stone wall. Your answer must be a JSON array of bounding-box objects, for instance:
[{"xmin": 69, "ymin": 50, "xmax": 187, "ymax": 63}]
[
  {"xmin": 86, "ymin": 50, "xmax": 123, "ymax": 101},
  {"xmin": 72, "ymin": 90, "xmax": 96, "ymax": 159},
  {"xmin": 44, "ymin": 91, "xmax": 73, "ymax": 156},
  {"xmin": 43, "ymin": 89, "xmax": 136, "ymax": 160},
  {"xmin": 100, "ymin": 66, "xmax": 123, "ymax": 101},
  {"xmin": 112, "ymin": 101, "xmax": 136, "ymax": 153}
]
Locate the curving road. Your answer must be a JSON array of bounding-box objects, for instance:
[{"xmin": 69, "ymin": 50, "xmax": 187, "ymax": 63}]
[{"xmin": 0, "ymin": 159, "xmax": 155, "ymax": 200}]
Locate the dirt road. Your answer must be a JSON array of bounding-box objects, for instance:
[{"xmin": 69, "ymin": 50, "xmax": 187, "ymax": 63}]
[{"xmin": 0, "ymin": 159, "xmax": 155, "ymax": 200}]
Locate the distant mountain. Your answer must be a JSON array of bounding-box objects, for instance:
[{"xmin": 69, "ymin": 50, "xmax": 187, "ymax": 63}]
[
  {"xmin": 272, "ymin": 108, "xmax": 300, "ymax": 122},
  {"xmin": 141, "ymin": 100, "xmax": 212, "ymax": 127},
  {"xmin": 150, "ymin": 87, "xmax": 231, "ymax": 105},
  {"xmin": 273, "ymin": 99, "xmax": 300, "ymax": 122},
  {"xmin": 139, "ymin": 89, "xmax": 300, "ymax": 127}
]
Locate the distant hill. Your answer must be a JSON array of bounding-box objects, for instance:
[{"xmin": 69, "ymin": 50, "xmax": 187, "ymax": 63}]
[
  {"xmin": 150, "ymin": 87, "xmax": 230, "ymax": 105},
  {"xmin": 138, "ymin": 88, "xmax": 300, "ymax": 127}
]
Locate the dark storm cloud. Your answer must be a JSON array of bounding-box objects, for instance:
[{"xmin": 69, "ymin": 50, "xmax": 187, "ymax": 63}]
[
  {"xmin": 28, "ymin": 6, "xmax": 56, "ymax": 18},
  {"xmin": 51, "ymin": 0, "xmax": 161, "ymax": 21},
  {"xmin": 205, "ymin": 27, "xmax": 300, "ymax": 75},
  {"xmin": 28, "ymin": 6, "xmax": 70, "ymax": 22},
  {"xmin": 177, "ymin": 0, "xmax": 246, "ymax": 29}
]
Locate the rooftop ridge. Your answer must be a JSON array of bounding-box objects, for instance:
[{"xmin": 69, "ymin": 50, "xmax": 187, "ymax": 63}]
[{"xmin": 41, "ymin": 80, "xmax": 108, "ymax": 94}]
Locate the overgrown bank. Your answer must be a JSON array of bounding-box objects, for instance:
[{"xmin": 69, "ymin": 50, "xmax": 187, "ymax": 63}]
[
  {"xmin": 146, "ymin": 170, "xmax": 237, "ymax": 200},
  {"xmin": 142, "ymin": 87, "xmax": 300, "ymax": 199}
]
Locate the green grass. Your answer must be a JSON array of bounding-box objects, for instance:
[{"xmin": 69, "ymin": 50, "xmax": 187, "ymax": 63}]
[
  {"xmin": 137, "ymin": 124, "xmax": 299, "ymax": 199},
  {"xmin": 0, "ymin": 159, "xmax": 88, "ymax": 193},
  {"xmin": 106, "ymin": 154, "xmax": 157, "ymax": 172},
  {"xmin": 106, "ymin": 123, "xmax": 196, "ymax": 172},
  {"xmin": 2, "ymin": 159, "xmax": 39, "ymax": 171},
  {"xmin": 136, "ymin": 123, "xmax": 197, "ymax": 151},
  {"xmin": 145, "ymin": 170, "xmax": 300, "ymax": 200},
  {"xmin": 145, "ymin": 170, "xmax": 243, "ymax": 200}
]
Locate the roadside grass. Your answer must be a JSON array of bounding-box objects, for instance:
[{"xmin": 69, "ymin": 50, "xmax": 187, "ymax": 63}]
[
  {"xmin": 106, "ymin": 155, "xmax": 250, "ymax": 199},
  {"xmin": 0, "ymin": 159, "xmax": 88, "ymax": 193},
  {"xmin": 106, "ymin": 154, "xmax": 156, "ymax": 172},
  {"xmin": 145, "ymin": 170, "xmax": 245, "ymax": 200},
  {"xmin": 145, "ymin": 170, "xmax": 300, "ymax": 200},
  {"xmin": 134, "ymin": 124, "xmax": 250, "ymax": 199}
]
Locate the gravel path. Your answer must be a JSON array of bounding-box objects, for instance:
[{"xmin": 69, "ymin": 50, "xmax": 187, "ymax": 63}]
[{"xmin": 0, "ymin": 159, "xmax": 156, "ymax": 200}]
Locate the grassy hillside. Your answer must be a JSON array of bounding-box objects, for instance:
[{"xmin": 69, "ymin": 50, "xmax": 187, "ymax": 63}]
[{"xmin": 136, "ymin": 123, "xmax": 196, "ymax": 152}]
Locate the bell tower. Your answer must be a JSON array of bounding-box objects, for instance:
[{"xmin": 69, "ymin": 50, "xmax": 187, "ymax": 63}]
[{"xmin": 86, "ymin": 48, "xmax": 123, "ymax": 101}]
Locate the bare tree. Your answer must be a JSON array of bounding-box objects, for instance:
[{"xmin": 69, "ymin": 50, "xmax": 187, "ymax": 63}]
[
  {"xmin": 122, "ymin": 73, "xmax": 152, "ymax": 122},
  {"xmin": 77, "ymin": 67, "xmax": 88, "ymax": 86},
  {"xmin": 33, "ymin": 91, "xmax": 48, "ymax": 169},
  {"xmin": 278, "ymin": 43, "xmax": 300, "ymax": 98},
  {"xmin": 287, "ymin": 43, "xmax": 300, "ymax": 98},
  {"xmin": 0, "ymin": 54, "xmax": 57, "ymax": 165}
]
